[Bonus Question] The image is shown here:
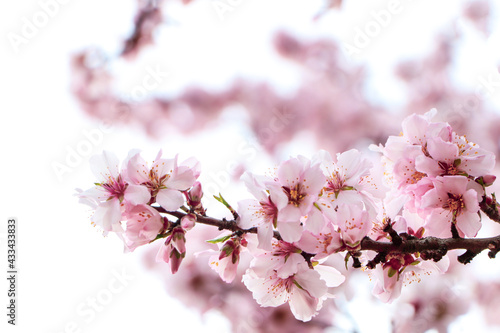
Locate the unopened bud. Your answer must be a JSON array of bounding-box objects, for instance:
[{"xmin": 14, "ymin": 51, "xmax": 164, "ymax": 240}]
[
  {"xmin": 219, "ymin": 239, "xmax": 236, "ymax": 260},
  {"xmin": 188, "ymin": 182, "xmax": 203, "ymax": 207},
  {"xmin": 181, "ymin": 213, "xmax": 196, "ymax": 230},
  {"xmin": 482, "ymin": 175, "xmax": 496, "ymax": 187}
]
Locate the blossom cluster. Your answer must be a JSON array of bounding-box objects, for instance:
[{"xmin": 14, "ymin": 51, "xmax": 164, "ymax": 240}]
[
  {"xmin": 78, "ymin": 111, "xmax": 497, "ymax": 322},
  {"xmin": 77, "ymin": 150, "xmax": 201, "ymax": 273}
]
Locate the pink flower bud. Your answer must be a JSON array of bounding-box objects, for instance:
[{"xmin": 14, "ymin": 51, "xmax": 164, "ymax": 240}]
[
  {"xmin": 188, "ymin": 182, "xmax": 203, "ymax": 207},
  {"xmin": 181, "ymin": 213, "xmax": 196, "ymax": 230},
  {"xmin": 481, "ymin": 175, "xmax": 496, "ymax": 187},
  {"xmin": 156, "ymin": 226, "xmax": 187, "ymax": 274}
]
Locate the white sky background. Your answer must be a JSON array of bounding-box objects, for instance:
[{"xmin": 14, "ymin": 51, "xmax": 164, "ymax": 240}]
[{"xmin": 2, "ymin": 0, "xmax": 500, "ymax": 332}]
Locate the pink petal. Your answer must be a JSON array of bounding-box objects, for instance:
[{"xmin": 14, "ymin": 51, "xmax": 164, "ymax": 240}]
[
  {"xmin": 243, "ymin": 274, "xmax": 287, "ymax": 307},
  {"xmin": 297, "ymin": 231, "xmax": 323, "ymax": 254},
  {"xmin": 304, "ymin": 207, "xmax": 326, "ymax": 235},
  {"xmin": 152, "ymin": 157, "xmax": 176, "ymax": 180},
  {"xmin": 168, "ymin": 166, "xmax": 197, "ymax": 190},
  {"xmin": 277, "ymin": 221, "xmax": 303, "ymax": 243},
  {"xmin": 463, "ymin": 189, "xmax": 479, "ymax": 213},
  {"xmin": 124, "ymin": 184, "xmax": 151, "ymax": 205},
  {"xmin": 156, "ymin": 188, "xmax": 184, "ymax": 211},
  {"xmin": 302, "ymin": 164, "xmax": 326, "ymax": 194},
  {"xmin": 241, "ymin": 172, "xmax": 268, "ymax": 202},
  {"xmin": 288, "ymin": 286, "xmax": 320, "ymax": 322},
  {"xmin": 277, "ymin": 253, "xmax": 305, "ymax": 279},
  {"xmin": 424, "ymin": 209, "xmax": 453, "ymax": 238},
  {"xmin": 294, "ymin": 268, "xmax": 328, "ymax": 299},
  {"xmin": 93, "ymin": 198, "xmax": 122, "ymax": 233},
  {"xmin": 126, "ymin": 153, "xmax": 150, "ymax": 184},
  {"xmin": 238, "ymin": 199, "xmax": 266, "ymax": 229},
  {"xmin": 279, "ymin": 204, "xmax": 302, "ymax": 222},
  {"xmin": 269, "ymin": 183, "xmax": 289, "ymax": 210},
  {"xmin": 441, "ymin": 176, "xmax": 468, "ymax": 196},
  {"xmin": 456, "ymin": 212, "xmax": 481, "ymax": 237},
  {"xmin": 90, "ymin": 151, "xmax": 120, "ymax": 182},
  {"xmin": 257, "ymin": 224, "xmax": 274, "ymax": 251},
  {"xmin": 426, "ymin": 137, "xmax": 458, "ymax": 162},
  {"xmin": 315, "ymin": 265, "xmax": 345, "ymax": 288},
  {"xmin": 414, "ymin": 155, "xmax": 441, "ymax": 177},
  {"xmin": 278, "ymin": 158, "xmax": 303, "ymax": 187}
]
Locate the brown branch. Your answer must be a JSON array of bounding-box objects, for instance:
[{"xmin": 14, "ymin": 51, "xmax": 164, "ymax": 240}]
[
  {"xmin": 480, "ymin": 195, "xmax": 500, "ymax": 223},
  {"xmin": 360, "ymin": 235, "xmax": 500, "ymax": 258},
  {"xmin": 152, "ymin": 206, "xmax": 500, "ymax": 264},
  {"xmin": 152, "ymin": 206, "xmax": 281, "ymax": 239}
]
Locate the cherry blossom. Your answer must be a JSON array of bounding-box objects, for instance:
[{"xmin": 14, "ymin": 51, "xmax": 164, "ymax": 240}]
[
  {"xmin": 78, "ymin": 151, "xmax": 150, "ymax": 234},
  {"xmin": 208, "ymin": 236, "xmax": 246, "ymax": 283},
  {"xmin": 415, "ymin": 134, "xmax": 495, "ymax": 178},
  {"xmin": 420, "ymin": 176, "xmax": 481, "ymax": 238},
  {"xmin": 243, "ymin": 261, "xmax": 329, "ymax": 322},
  {"xmin": 318, "ymin": 149, "xmax": 379, "ymax": 214},
  {"xmin": 330, "ymin": 204, "xmax": 372, "ymax": 250},
  {"xmin": 127, "ymin": 151, "xmax": 200, "ymax": 211},
  {"xmin": 238, "ymin": 172, "xmax": 287, "ymax": 250},
  {"xmin": 123, "ymin": 204, "xmax": 164, "ymax": 252},
  {"xmin": 268, "ymin": 157, "xmax": 326, "ymax": 242},
  {"xmin": 372, "ymin": 253, "xmax": 450, "ymax": 303}
]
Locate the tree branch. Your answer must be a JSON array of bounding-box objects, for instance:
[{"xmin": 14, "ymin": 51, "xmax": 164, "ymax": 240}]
[
  {"xmin": 360, "ymin": 235, "xmax": 500, "ymax": 260},
  {"xmin": 152, "ymin": 206, "xmax": 281, "ymax": 239},
  {"xmin": 152, "ymin": 205, "xmax": 500, "ymax": 263}
]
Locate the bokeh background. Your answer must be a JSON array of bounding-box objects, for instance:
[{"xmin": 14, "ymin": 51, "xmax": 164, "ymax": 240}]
[{"xmin": 3, "ymin": 0, "xmax": 500, "ymax": 332}]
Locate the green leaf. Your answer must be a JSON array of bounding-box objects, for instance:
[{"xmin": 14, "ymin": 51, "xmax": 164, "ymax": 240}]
[
  {"xmin": 214, "ymin": 193, "xmax": 229, "ymax": 206},
  {"xmin": 206, "ymin": 234, "xmax": 232, "ymax": 244},
  {"xmin": 213, "ymin": 193, "xmax": 237, "ymax": 217}
]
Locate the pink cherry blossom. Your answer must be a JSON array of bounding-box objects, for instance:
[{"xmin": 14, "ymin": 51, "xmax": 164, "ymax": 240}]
[
  {"xmin": 208, "ymin": 237, "xmax": 245, "ymax": 283},
  {"xmin": 127, "ymin": 151, "xmax": 199, "ymax": 211},
  {"xmin": 319, "ymin": 149, "xmax": 377, "ymax": 199},
  {"xmin": 249, "ymin": 240, "xmax": 306, "ymax": 279},
  {"xmin": 372, "ymin": 253, "xmax": 449, "ymax": 303},
  {"xmin": 238, "ymin": 172, "xmax": 288, "ymax": 250},
  {"xmin": 243, "ymin": 262, "xmax": 329, "ymax": 322},
  {"xmin": 415, "ymin": 134, "xmax": 495, "ymax": 178},
  {"xmin": 328, "ymin": 204, "xmax": 372, "ymax": 250},
  {"xmin": 78, "ymin": 151, "xmax": 150, "ymax": 234},
  {"xmin": 400, "ymin": 110, "xmax": 452, "ymax": 147},
  {"xmin": 392, "ymin": 145, "xmax": 428, "ymax": 191},
  {"xmin": 267, "ymin": 157, "xmax": 326, "ymax": 242},
  {"xmin": 420, "ymin": 176, "xmax": 480, "ymax": 238},
  {"xmin": 296, "ymin": 227, "xmax": 343, "ymax": 257},
  {"xmin": 123, "ymin": 204, "xmax": 164, "ymax": 252}
]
